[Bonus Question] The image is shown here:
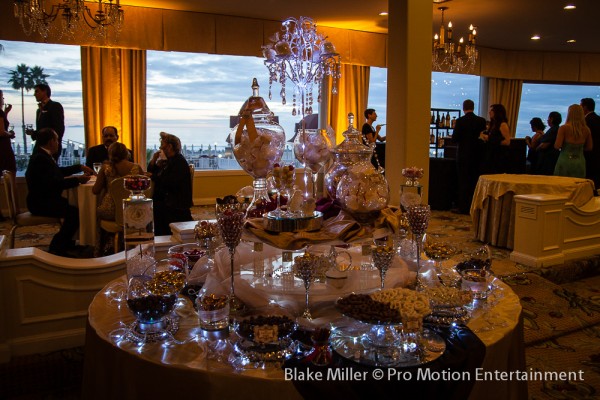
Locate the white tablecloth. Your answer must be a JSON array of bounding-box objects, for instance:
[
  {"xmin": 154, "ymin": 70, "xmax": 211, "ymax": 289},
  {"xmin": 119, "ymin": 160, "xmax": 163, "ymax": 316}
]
[
  {"xmin": 83, "ymin": 243, "xmax": 525, "ymax": 399},
  {"xmin": 65, "ymin": 181, "xmax": 97, "ymax": 246},
  {"xmin": 471, "ymin": 174, "xmax": 595, "ymax": 249}
]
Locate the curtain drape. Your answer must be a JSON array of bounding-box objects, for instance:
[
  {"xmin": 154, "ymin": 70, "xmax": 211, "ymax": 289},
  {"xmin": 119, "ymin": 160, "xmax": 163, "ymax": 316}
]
[
  {"xmin": 486, "ymin": 78, "xmax": 523, "ymax": 137},
  {"xmin": 325, "ymin": 64, "xmax": 370, "ymax": 143},
  {"xmin": 81, "ymin": 47, "xmax": 147, "ymax": 165}
]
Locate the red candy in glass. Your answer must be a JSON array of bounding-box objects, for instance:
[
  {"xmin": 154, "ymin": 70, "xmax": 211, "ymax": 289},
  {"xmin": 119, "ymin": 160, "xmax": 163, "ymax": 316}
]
[{"xmin": 124, "ymin": 175, "xmax": 151, "ymax": 192}]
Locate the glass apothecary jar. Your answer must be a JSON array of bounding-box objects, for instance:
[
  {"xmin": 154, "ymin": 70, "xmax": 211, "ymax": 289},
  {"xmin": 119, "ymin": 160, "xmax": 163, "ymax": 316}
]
[
  {"xmin": 325, "ymin": 113, "xmax": 389, "ymax": 212},
  {"xmin": 336, "ymin": 162, "xmax": 390, "ymax": 223},
  {"xmin": 231, "ymin": 78, "xmax": 284, "ymax": 218}
]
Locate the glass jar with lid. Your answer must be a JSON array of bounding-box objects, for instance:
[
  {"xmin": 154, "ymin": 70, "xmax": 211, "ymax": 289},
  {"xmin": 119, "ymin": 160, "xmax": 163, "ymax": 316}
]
[
  {"xmin": 231, "ymin": 78, "xmax": 285, "ymax": 217},
  {"xmin": 324, "ymin": 113, "xmax": 390, "ymax": 223}
]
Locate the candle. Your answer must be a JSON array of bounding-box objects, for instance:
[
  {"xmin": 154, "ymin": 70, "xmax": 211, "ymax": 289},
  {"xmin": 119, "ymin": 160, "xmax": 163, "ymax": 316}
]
[{"xmin": 448, "ymin": 21, "xmax": 453, "ymax": 41}]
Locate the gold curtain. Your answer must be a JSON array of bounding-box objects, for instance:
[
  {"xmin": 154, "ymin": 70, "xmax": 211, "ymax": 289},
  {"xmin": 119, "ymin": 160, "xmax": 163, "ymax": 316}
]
[
  {"xmin": 486, "ymin": 78, "xmax": 523, "ymax": 137},
  {"xmin": 80, "ymin": 47, "xmax": 147, "ymax": 164},
  {"xmin": 325, "ymin": 64, "xmax": 371, "ymax": 143}
]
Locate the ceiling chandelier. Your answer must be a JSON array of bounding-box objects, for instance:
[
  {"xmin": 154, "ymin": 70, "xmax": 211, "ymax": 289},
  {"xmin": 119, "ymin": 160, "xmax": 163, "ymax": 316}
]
[
  {"xmin": 432, "ymin": 6, "xmax": 478, "ymax": 73},
  {"xmin": 262, "ymin": 16, "xmax": 341, "ymax": 117},
  {"xmin": 13, "ymin": 0, "xmax": 124, "ymax": 41}
]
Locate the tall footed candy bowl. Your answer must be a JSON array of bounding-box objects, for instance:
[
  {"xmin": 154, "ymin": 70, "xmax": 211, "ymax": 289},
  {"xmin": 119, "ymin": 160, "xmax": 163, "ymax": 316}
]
[{"xmin": 231, "ymin": 78, "xmax": 285, "ymax": 218}]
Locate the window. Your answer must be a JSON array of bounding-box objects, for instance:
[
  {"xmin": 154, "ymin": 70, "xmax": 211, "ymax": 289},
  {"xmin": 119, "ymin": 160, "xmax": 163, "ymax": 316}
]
[
  {"xmin": 516, "ymin": 83, "xmax": 600, "ymax": 138},
  {"xmin": 146, "ymin": 51, "xmax": 304, "ymax": 170},
  {"xmin": 431, "ymin": 72, "xmax": 480, "ymax": 111},
  {"xmin": 367, "ymin": 67, "xmax": 387, "ymax": 127},
  {"xmin": 0, "ymin": 40, "xmax": 83, "ymax": 172}
]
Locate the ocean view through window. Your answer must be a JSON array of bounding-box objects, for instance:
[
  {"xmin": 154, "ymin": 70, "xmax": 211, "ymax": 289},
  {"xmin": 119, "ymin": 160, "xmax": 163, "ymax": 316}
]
[{"xmin": 3, "ymin": 39, "xmax": 599, "ymax": 173}]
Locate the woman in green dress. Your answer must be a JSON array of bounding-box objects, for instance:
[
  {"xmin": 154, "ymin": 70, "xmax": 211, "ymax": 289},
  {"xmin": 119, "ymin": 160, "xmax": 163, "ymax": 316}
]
[{"xmin": 553, "ymin": 104, "xmax": 593, "ymax": 178}]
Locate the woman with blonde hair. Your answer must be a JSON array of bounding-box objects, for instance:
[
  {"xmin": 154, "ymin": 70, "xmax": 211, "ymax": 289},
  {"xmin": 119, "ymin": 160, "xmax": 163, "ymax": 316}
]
[
  {"xmin": 553, "ymin": 104, "xmax": 593, "ymax": 178},
  {"xmin": 93, "ymin": 142, "xmax": 144, "ymax": 254}
]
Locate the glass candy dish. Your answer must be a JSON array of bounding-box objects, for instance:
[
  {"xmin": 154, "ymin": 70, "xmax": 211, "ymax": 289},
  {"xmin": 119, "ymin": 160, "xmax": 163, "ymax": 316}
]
[
  {"xmin": 126, "ymin": 261, "xmax": 186, "ymax": 334},
  {"xmin": 123, "ymin": 174, "xmax": 151, "ymax": 199}
]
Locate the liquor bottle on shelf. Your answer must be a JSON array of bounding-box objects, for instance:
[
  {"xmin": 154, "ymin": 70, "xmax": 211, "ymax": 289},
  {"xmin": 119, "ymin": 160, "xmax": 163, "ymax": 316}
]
[
  {"xmin": 430, "ymin": 112, "xmax": 435, "ymax": 125},
  {"xmin": 430, "ymin": 131, "xmax": 435, "ymax": 144},
  {"xmin": 451, "ymin": 116, "xmax": 457, "ymax": 128},
  {"xmin": 445, "ymin": 112, "xmax": 451, "ymax": 128},
  {"xmin": 435, "ymin": 113, "xmax": 440, "ymax": 127}
]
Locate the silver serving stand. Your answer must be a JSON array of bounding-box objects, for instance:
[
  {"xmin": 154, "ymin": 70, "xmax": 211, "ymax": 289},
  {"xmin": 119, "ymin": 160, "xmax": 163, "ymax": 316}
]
[{"xmin": 263, "ymin": 211, "xmax": 323, "ymax": 233}]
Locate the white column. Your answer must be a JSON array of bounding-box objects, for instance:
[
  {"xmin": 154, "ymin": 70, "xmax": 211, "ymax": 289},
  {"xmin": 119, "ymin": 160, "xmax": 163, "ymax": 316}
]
[{"xmin": 386, "ymin": 0, "xmax": 433, "ymax": 205}]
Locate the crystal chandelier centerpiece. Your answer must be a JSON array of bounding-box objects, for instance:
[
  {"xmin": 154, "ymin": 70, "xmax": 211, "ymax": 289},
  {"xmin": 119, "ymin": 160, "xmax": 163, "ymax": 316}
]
[
  {"xmin": 263, "ymin": 16, "xmax": 341, "ymax": 199},
  {"xmin": 13, "ymin": 0, "xmax": 124, "ymax": 41},
  {"xmin": 432, "ymin": 7, "xmax": 478, "ymax": 73},
  {"xmin": 262, "ymin": 16, "xmax": 341, "ymax": 117}
]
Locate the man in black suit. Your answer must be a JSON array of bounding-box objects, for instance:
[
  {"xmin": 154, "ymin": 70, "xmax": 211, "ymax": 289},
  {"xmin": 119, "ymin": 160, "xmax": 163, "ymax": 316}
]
[
  {"xmin": 27, "ymin": 84, "xmax": 65, "ymax": 161},
  {"xmin": 147, "ymin": 132, "xmax": 192, "ymax": 235},
  {"xmin": 85, "ymin": 125, "xmax": 124, "ymax": 169},
  {"xmin": 452, "ymin": 99, "xmax": 487, "ymax": 214},
  {"xmin": 25, "ymin": 128, "xmax": 93, "ymax": 256},
  {"xmin": 581, "ymin": 98, "xmax": 600, "ymax": 190}
]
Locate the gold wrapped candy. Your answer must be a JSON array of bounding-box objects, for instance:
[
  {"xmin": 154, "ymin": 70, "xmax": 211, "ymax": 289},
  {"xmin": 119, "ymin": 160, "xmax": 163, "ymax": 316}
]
[
  {"xmin": 198, "ymin": 294, "xmax": 229, "ymax": 311},
  {"xmin": 195, "ymin": 220, "xmax": 219, "ymax": 240},
  {"xmin": 148, "ymin": 270, "xmax": 186, "ymax": 295}
]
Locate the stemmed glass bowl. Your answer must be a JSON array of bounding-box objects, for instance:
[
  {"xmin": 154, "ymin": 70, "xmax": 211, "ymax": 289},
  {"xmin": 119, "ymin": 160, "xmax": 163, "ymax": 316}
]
[
  {"xmin": 406, "ymin": 204, "xmax": 431, "ymax": 284},
  {"xmin": 216, "ymin": 198, "xmax": 247, "ymax": 314},
  {"xmin": 372, "ymin": 244, "xmax": 395, "ymax": 289},
  {"xmin": 293, "ymin": 253, "xmax": 320, "ymax": 320}
]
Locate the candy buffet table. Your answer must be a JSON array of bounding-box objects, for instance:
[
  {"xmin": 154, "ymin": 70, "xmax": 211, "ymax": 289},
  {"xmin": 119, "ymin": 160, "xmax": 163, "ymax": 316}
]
[
  {"xmin": 471, "ymin": 174, "xmax": 595, "ymax": 249},
  {"xmin": 82, "ymin": 252, "xmax": 526, "ymax": 399}
]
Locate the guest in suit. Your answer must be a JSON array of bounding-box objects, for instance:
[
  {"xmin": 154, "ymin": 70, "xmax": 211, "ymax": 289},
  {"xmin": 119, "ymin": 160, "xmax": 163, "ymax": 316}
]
[
  {"xmin": 85, "ymin": 126, "xmax": 132, "ymax": 169},
  {"xmin": 25, "ymin": 128, "xmax": 93, "ymax": 256},
  {"xmin": 536, "ymin": 111, "xmax": 561, "ymax": 176},
  {"xmin": 452, "ymin": 99, "xmax": 487, "ymax": 214},
  {"xmin": 27, "ymin": 84, "xmax": 65, "ymax": 161},
  {"xmin": 580, "ymin": 98, "xmax": 600, "ymax": 189},
  {"xmin": 147, "ymin": 132, "xmax": 192, "ymax": 236}
]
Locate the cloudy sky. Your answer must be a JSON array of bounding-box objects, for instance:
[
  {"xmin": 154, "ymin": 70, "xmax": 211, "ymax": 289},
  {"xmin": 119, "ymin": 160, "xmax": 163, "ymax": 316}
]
[{"xmin": 1, "ymin": 39, "xmax": 598, "ymax": 152}]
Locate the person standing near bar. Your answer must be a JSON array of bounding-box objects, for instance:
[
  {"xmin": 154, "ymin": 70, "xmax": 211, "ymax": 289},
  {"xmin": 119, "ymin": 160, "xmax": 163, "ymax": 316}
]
[
  {"xmin": 580, "ymin": 98, "xmax": 600, "ymax": 189},
  {"xmin": 480, "ymin": 104, "xmax": 511, "ymax": 174},
  {"xmin": 452, "ymin": 99, "xmax": 487, "ymax": 214},
  {"xmin": 536, "ymin": 111, "xmax": 561, "ymax": 176}
]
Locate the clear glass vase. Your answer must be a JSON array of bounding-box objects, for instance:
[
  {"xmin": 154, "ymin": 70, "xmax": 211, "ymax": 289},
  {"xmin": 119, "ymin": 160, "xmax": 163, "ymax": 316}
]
[{"xmin": 294, "ymin": 128, "xmax": 333, "ymax": 199}]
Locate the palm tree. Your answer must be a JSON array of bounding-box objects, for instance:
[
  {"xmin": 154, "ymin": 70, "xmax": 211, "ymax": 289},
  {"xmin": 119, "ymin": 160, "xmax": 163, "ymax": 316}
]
[{"xmin": 7, "ymin": 64, "xmax": 49, "ymax": 154}]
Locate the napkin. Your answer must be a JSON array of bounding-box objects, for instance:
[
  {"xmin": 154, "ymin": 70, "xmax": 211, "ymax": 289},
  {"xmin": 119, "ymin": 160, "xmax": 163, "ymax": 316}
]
[{"xmin": 244, "ymin": 207, "xmax": 400, "ymax": 250}]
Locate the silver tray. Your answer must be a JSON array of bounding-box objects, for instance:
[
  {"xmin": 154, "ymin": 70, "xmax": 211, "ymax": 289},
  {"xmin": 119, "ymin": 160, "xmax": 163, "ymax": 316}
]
[
  {"xmin": 263, "ymin": 211, "xmax": 323, "ymax": 232},
  {"xmin": 330, "ymin": 327, "xmax": 445, "ymax": 368},
  {"xmin": 232, "ymin": 337, "xmax": 296, "ymax": 364},
  {"xmin": 425, "ymin": 306, "xmax": 470, "ymax": 326}
]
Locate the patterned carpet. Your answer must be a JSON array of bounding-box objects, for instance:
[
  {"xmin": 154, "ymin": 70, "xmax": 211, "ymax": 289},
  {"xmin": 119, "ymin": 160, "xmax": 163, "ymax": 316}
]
[{"xmin": 1, "ymin": 208, "xmax": 599, "ymax": 399}]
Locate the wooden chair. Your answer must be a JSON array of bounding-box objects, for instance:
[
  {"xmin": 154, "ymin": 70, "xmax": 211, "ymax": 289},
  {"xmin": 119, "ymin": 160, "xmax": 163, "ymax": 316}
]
[
  {"xmin": 98, "ymin": 177, "xmax": 153, "ymax": 253},
  {"xmin": 2, "ymin": 170, "xmax": 62, "ymax": 248}
]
